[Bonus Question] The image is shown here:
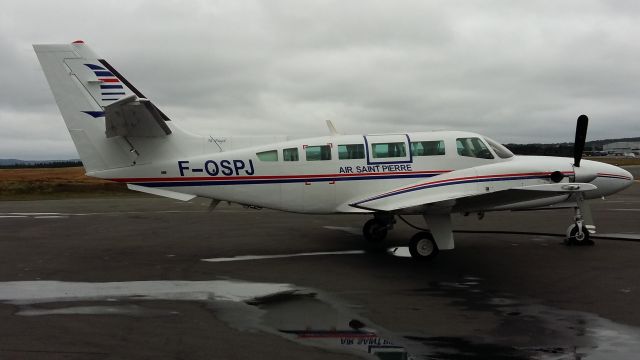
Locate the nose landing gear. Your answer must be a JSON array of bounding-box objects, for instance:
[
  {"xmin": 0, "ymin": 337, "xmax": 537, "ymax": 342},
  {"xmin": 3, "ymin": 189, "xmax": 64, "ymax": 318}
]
[{"xmin": 564, "ymin": 194, "xmax": 595, "ymax": 246}]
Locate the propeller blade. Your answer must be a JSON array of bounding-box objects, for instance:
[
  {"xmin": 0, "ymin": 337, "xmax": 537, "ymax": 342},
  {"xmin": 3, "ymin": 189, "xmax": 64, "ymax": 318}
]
[{"xmin": 574, "ymin": 115, "xmax": 589, "ymax": 167}]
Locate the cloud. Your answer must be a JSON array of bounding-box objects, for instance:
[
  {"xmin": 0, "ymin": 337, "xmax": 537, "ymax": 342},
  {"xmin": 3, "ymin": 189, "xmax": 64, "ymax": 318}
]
[{"xmin": 1, "ymin": 0, "xmax": 639, "ymax": 159}]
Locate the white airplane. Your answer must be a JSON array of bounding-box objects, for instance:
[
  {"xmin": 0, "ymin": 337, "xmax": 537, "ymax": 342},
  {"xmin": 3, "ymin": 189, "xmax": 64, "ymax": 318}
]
[{"xmin": 34, "ymin": 41, "xmax": 634, "ymax": 260}]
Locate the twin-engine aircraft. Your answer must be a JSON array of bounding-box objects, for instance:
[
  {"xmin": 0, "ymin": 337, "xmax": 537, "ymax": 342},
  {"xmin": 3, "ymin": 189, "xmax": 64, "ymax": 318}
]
[{"xmin": 34, "ymin": 41, "xmax": 634, "ymax": 259}]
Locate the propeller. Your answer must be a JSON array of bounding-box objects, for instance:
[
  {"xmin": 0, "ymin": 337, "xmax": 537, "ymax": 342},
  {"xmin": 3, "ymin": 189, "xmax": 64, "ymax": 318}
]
[
  {"xmin": 570, "ymin": 114, "xmax": 596, "ymax": 234},
  {"xmin": 573, "ymin": 115, "xmax": 589, "ymax": 167}
]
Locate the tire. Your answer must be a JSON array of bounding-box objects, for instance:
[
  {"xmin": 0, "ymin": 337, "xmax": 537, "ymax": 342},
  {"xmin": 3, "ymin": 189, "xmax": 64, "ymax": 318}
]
[
  {"xmin": 409, "ymin": 231, "xmax": 439, "ymax": 260},
  {"xmin": 566, "ymin": 224, "xmax": 594, "ymax": 246},
  {"xmin": 363, "ymin": 219, "xmax": 388, "ymax": 242}
]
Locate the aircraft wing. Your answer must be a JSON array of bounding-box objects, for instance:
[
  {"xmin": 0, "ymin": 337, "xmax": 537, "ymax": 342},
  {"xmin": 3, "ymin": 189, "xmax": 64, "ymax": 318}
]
[
  {"xmin": 104, "ymin": 95, "xmax": 172, "ymax": 138},
  {"xmin": 349, "ymin": 167, "xmax": 597, "ymax": 213}
]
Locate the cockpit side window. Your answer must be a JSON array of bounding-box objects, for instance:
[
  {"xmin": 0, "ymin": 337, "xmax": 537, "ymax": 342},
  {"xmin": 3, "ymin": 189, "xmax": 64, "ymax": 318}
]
[
  {"xmin": 411, "ymin": 140, "xmax": 445, "ymax": 156},
  {"xmin": 484, "ymin": 137, "xmax": 514, "ymax": 159},
  {"xmin": 456, "ymin": 137, "xmax": 494, "ymax": 159}
]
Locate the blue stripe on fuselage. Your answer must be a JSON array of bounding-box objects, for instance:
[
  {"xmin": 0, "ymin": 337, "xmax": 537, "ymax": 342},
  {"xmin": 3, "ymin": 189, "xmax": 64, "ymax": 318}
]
[{"xmin": 129, "ymin": 172, "xmax": 441, "ymax": 188}]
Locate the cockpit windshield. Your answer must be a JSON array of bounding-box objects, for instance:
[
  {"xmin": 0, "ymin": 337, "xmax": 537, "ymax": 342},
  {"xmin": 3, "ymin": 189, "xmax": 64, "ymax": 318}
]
[
  {"xmin": 456, "ymin": 137, "xmax": 494, "ymax": 159},
  {"xmin": 483, "ymin": 137, "xmax": 514, "ymax": 159}
]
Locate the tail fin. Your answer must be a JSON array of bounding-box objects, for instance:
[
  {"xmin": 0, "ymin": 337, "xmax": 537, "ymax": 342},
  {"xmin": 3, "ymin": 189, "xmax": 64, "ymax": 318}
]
[{"xmin": 33, "ymin": 41, "xmax": 198, "ymax": 173}]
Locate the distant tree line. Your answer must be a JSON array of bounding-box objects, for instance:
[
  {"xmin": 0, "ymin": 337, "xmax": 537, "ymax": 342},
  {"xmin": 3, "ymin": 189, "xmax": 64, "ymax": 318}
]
[
  {"xmin": 503, "ymin": 140, "xmax": 622, "ymax": 156},
  {"xmin": 0, "ymin": 160, "xmax": 83, "ymax": 169},
  {"xmin": 505, "ymin": 143, "xmax": 577, "ymax": 157}
]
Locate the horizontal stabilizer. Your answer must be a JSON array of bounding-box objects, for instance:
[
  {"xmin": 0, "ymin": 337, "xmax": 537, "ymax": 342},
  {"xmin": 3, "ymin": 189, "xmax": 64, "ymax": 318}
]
[
  {"xmin": 105, "ymin": 95, "xmax": 172, "ymax": 138},
  {"xmin": 127, "ymin": 184, "xmax": 196, "ymax": 201}
]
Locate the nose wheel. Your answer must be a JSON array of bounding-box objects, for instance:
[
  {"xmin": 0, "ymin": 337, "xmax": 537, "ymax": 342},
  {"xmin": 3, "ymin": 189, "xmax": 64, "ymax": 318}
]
[
  {"xmin": 565, "ymin": 223, "xmax": 594, "ymax": 246},
  {"xmin": 564, "ymin": 194, "xmax": 595, "ymax": 246}
]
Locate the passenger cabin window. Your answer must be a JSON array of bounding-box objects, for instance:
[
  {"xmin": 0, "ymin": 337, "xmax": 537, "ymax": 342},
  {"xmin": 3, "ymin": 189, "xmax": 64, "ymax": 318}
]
[
  {"xmin": 411, "ymin": 140, "xmax": 445, "ymax": 156},
  {"xmin": 306, "ymin": 145, "xmax": 332, "ymax": 161},
  {"xmin": 256, "ymin": 150, "xmax": 278, "ymax": 161},
  {"xmin": 338, "ymin": 144, "xmax": 365, "ymax": 160},
  {"xmin": 484, "ymin": 137, "xmax": 514, "ymax": 159},
  {"xmin": 456, "ymin": 137, "xmax": 494, "ymax": 159},
  {"xmin": 372, "ymin": 142, "xmax": 407, "ymax": 158},
  {"xmin": 283, "ymin": 147, "xmax": 299, "ymax": 161}
]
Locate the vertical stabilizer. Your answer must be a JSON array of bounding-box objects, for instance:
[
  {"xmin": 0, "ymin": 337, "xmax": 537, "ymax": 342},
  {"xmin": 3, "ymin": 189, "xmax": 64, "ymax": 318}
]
[{"xmin": 34, "ymin": 41, "xmax": 202, "ymax": 173}]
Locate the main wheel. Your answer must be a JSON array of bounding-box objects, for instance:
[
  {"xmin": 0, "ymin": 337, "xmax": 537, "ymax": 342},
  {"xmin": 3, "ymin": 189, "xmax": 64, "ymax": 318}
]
[
  {"xmin": 363, "ymin": 219, "xmax": 388, "ymax": 242},
  {"xmin": 565, "ymin": 224, "xmax": 594, "ymax": 246},
  {"xmin": 409, "ymin": 231, "xmax": 439, "ymax": 260}
]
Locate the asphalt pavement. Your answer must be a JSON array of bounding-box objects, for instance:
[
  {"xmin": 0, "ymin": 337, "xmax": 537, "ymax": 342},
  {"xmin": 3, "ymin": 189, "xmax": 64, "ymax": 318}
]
[{"xmin": 0, "ymin": 183, "xmax": 639, "ymax": 359}]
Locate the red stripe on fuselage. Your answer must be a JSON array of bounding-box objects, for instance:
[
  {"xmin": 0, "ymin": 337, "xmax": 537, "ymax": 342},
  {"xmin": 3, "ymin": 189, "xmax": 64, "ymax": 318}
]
[
  {"xmin": 109, "ymin": 170, "xmax": 451, "ymax": 183},
  {"xmin": 597, "ymin": 172, "xmax": 632, "ymax": 180},
  {"xmin": 99, "ymin": 78, "xmax": 120, "ymax": 83}
]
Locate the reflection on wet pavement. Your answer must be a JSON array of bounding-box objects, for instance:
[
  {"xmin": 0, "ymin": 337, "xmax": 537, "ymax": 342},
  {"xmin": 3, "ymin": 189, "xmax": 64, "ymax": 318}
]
[
  {"xmin": 411, "ymin": 277, "xmax": 640, "ymax": 359},
  {"xmin": 202, "ymin": 250, "xmax": 365, "ymax": 263},
  {"xmin": 246, "ymin": 291, "xmax": 412, "ymax": 359},
  {"xmin": 0, "ymin": 280, "xmax": 293, "ymax": 304},
  {"xmin": 0, "ymin": 280, "xmax": 413, "ymax": 359},
  {"xmin": 3, "ymin": 277, "xmax": 640, "ymax": 359},
  {"xmin": 17, "ymin": 304, "xmax": 178, "ymax": 317}
]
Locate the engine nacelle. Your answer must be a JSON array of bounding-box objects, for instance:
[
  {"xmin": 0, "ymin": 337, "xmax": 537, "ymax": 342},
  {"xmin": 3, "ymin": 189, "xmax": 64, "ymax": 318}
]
[{"xmin": 573, "ymin": 166, "xmax": 597, "ymax": 183}]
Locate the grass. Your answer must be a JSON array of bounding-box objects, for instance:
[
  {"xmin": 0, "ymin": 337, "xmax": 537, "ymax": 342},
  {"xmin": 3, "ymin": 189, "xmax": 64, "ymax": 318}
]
[{"xmin": 0, "ymin": 167, "xmax": 136, "ymax": 200}]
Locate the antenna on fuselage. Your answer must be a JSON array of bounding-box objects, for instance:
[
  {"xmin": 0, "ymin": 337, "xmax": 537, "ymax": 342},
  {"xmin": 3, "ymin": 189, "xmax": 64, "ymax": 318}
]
[{"xmin": 326, "ymin": 120, "xmax": 339, "ymax": 136}]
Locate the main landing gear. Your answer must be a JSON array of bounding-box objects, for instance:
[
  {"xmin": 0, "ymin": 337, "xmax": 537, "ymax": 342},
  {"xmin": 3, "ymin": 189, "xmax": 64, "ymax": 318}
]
[
  {"xmin": 362, "ymin": 214, "xmax": 444, "ymax": 260},
  {"xmin": 564, "ymin": 194, "xmax": 595, "ymax": 246},
  {"xmin": 408, "ymin": 231, "xmax": 439, "ymax": 260},
  {"xmin": 362, "ymin": 214, "xmax": 394, "ymax": 243}
]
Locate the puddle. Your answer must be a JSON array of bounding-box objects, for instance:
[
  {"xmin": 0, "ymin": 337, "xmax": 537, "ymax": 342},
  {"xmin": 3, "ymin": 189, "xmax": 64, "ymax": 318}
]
[
  {"xmin": 202, "ymin": 250, "xmax": 365, "ymax": 263},
  {"xmin": 0, "ymin": 280, "xmax": 293, "ymax": 305},
  {"xmin": 247, "ymin": 290, "xmax": 415, "ymax": 359},
  {"xmin": 0, "ymin": 280, "xmax": 415, "ymax": 359},
  {"xmin": 3, "ymin": 279, "xmax": 640, "ymax": 359},
  {"xmin": 17, "ymin": 304, "xmax": 177, "ymax": 317},
  {"xmin": 413, "ymin": 277, "xmax": 640, "ymax": 359}
]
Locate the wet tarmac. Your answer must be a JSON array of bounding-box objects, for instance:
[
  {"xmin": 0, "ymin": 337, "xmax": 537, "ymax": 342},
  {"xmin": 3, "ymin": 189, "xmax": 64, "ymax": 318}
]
[{"xmin": 0, "ymin": 183, "xmax": 639, "ymax": 359}]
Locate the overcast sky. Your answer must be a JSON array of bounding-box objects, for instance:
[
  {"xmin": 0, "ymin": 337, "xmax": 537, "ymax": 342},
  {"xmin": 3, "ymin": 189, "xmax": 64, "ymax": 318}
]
[{"xmin": 1, "ymin": 0, "xmax": 639, "ymax": 159}]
